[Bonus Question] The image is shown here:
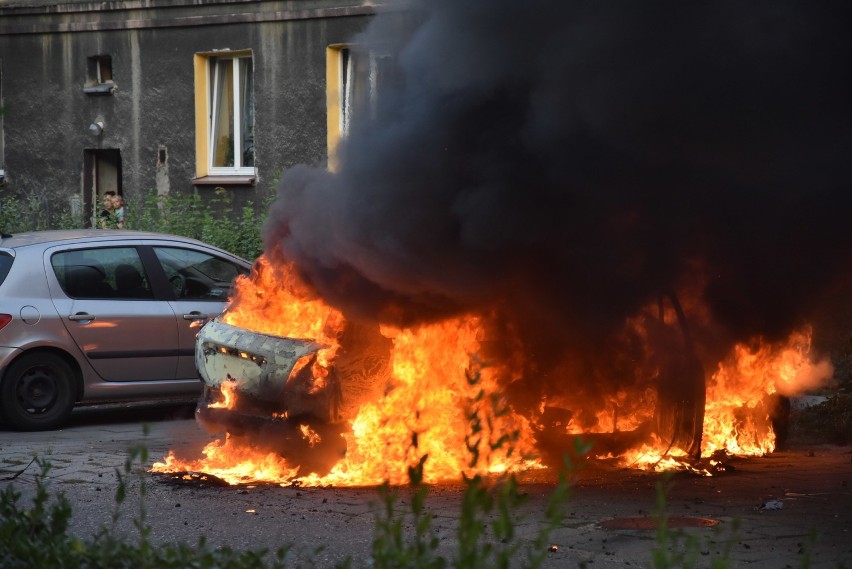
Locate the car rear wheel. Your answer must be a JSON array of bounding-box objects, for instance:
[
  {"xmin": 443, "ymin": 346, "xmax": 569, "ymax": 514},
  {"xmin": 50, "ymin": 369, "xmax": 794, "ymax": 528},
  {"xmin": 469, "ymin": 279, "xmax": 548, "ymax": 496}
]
[{"xmin": 0, "ymin": 352, "xmax": 75, "ymax": 431}]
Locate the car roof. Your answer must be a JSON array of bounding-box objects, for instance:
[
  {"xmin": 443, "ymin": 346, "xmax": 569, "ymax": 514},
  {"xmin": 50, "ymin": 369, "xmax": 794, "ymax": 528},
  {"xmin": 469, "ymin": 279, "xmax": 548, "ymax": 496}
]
[{"xmin": 0, "ymin": 230, "xmax": 249, "ymax": 262}]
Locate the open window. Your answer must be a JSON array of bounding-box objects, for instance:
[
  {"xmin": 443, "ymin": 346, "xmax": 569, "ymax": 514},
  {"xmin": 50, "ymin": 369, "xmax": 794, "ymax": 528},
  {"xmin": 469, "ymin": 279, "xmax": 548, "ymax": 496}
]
[
  {"xmin": 83, "ymin": 55, "xmax": 115, "ymax": 95},
  {"xmin": 326, "ymin": 45, "xmax": 399, "ymax": 171},
  {"xmin": 193, "ymin": 50, "xmax": 255, "ymax": 185}
]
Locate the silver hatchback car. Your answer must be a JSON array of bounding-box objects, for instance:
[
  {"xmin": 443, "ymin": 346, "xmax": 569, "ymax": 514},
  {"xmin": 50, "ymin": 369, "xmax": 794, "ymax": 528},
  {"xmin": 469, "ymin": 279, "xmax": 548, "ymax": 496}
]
[{"xmin": 0, "ymin": 230, "xmax": 252, "ymax": 430}]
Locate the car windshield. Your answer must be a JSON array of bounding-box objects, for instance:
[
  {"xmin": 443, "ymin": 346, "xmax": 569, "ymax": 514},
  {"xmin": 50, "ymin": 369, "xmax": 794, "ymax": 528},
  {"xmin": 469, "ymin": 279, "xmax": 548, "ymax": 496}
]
[{"xmin": 0, "ymin": 251, "xmax": 13, "ymax": 286}]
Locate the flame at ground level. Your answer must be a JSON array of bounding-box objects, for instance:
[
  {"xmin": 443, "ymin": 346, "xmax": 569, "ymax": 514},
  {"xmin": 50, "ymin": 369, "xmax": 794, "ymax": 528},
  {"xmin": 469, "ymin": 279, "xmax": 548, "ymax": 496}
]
[
  {"xmin": 151, "ymin": 258, "xmax": 833, "ymax": 486},
  {"xmin": 156, "ymin": 315, "xmax": 542, "ymax": 486}
]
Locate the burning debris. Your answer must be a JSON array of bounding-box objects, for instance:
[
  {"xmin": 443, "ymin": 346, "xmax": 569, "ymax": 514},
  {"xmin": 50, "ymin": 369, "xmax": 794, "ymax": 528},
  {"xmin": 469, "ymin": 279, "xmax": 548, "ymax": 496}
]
[{"xmin": 153, "ymin": 0, "xmax": 849, "ymax": 486}]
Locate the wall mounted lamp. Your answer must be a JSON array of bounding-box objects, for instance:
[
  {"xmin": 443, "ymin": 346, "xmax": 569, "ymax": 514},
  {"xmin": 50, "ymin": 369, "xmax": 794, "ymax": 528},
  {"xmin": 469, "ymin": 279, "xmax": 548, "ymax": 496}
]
[{"xmin": 88, "ymin": 119, "xmax": 104, "ymax": 136}]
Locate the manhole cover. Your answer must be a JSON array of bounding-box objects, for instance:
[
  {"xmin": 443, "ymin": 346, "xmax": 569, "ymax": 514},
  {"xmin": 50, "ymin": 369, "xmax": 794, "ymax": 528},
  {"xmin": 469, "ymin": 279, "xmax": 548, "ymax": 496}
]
[{"xmin": 599, "ymin": 516, "xmax": 719, "ymax": 530}]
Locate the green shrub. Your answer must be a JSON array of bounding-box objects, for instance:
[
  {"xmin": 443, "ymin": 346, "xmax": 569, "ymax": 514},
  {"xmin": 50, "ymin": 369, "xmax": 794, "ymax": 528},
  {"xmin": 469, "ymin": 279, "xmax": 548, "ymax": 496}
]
[
  {"xmin": 0, "ymin": 460, "xmax": 77, "ymax": 568},
  {"xmin": 126, "ymin": 190, "xmax": 266, "ymax": 260},
  {"xmin": 0, "ymin": 192, "xmax": 83, "ymax": 233},
  {"xmin": 368, "ymin": 363, "xmax": 583, "ymax": 569},
  {"xmin": 0, "ymin": 433, "xmax": 290, "ymax": 569},
  {"xmin": 790, "ymin": 394, "xmax": 852, "ymax": 445},
  {"xmin": 0, "ymin": 190, "xmax": 266, "ymax": 261}
]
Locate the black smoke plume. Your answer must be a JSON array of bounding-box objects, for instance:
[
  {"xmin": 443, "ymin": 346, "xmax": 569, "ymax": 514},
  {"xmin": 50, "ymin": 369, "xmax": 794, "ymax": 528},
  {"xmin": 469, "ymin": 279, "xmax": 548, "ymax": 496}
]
[{"xmin": 265, "ymin": 0, "xmax": 852, "ymax": 402}]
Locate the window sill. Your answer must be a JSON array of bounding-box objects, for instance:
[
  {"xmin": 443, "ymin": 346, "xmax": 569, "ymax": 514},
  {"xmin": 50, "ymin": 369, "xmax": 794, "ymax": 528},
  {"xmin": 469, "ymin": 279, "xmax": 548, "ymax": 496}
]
[
  {"xmin": 192, "ymin": 175, "xmax": 256, "ymax": 187},
  {"xmin": 83, "ymin": 82, "xmax": 116, "ymax": 95}
]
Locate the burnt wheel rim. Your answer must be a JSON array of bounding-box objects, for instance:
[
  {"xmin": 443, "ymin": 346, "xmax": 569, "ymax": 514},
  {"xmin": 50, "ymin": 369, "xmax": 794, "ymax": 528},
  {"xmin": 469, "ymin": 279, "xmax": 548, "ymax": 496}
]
[{"xmin": 16, "ymin": 366, "xmax": 59, "ymax": 414}]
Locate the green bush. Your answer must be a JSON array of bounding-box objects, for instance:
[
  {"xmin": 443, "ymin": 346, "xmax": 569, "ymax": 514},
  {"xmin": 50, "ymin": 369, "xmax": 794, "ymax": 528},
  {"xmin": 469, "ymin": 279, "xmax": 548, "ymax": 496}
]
[
  {"xmin": 367, "ymin": 364, "xmax": 583, "ymax": 569},
  {"xmin": 0, "ymin": 189, "xmax": 266, "ymax": 261},
  {"xmin": 0, "ymin": 434, "xmax": 290, "ymax": 569},
  {"xmin": 790, "ymin": 394, "xmax": 852, "ymax": 445},
  {"xmin": 126, "ymin": 190, "xmax": 266, "ymax": 261},
  {"xmin": 0, "ymin": 192, "xmax": 83, "ymax": 233}
]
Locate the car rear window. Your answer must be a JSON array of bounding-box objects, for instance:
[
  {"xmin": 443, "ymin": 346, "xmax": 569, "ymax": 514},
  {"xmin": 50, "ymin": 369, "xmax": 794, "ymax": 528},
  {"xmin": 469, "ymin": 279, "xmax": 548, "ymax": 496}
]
[
  {"xmin": 51, "ymin": 247, "xmax": 153, "ymax": 300},
  {"xmin": 0, "ymin": 252, "xmax": 13, "ymax": 286}
]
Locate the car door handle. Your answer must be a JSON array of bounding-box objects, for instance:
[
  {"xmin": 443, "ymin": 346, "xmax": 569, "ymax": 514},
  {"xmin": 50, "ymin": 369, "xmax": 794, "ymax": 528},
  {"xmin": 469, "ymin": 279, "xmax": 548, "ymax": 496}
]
[
  {"xmin": 68, "ymin": 312, "xmax": 96, "ymax": 322},
  {"xmin": 182, "ymin": 312, "xmax": 216, "ymax": 321}
]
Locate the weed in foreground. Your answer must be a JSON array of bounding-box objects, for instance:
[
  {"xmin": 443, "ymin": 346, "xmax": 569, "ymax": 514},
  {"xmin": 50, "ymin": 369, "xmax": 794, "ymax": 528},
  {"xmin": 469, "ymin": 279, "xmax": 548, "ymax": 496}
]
[
  {"xmin": 1, "ymin": 370, "xmax": 837, "ymax": 568},
  {"xmin": 367, "ymin": 362, "xmax": 589, "ymax": 569},
  {"xmin": 0, "ymin": 428, "xmax": 290, "ymax": 569}
]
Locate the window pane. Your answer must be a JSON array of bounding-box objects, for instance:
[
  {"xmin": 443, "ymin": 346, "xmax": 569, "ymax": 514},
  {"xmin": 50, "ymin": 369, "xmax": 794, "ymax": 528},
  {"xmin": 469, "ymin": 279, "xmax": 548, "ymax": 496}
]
[
  {"xmin": 340, "ymin": 48, "xmax": 397, "ymax": 136},
  {"xmin": 372, "ymin": 54, "xmax": 399, "ymax": 122},
  {"xmin": 0, "ymin": 252, "xmax": 13, "ymax": 285},
  {"xmin": 211, "ymin": 59, "xmax": 235, "ymax": 168},
  {"xmin": 341, "ymin": 48, "xmax": 352, "ymax": 135},
  {"xmin": 349, "ymin": 49, "xmax": 371, "ymax": 127},
  {"xmin": 240, "ymin": 61, "xmax": 255, "ymax": 167},
  {"xmin": 154, "ymin": 247, "xmax": 246, "ymax": 300},
  {"xmin": 52, "ymin": 247, "xmax": 149, "ymax": 299},
  {"xmin": 114, "ymin": 261, "xmax": 152, "ymax": 299}
]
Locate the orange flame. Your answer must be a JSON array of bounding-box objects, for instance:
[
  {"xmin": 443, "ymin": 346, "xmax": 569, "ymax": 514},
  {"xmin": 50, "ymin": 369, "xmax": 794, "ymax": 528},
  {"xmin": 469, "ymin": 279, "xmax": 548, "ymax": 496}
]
[
  {"xmin": 701, "ymin": 327, "xmax": 828, "ymax": 456},
  {"xmin": 153, "ymin": 257, "xmax": 540, "ymax": 485},
  {"xmin": 207, "ymin": 380, "xmax": 238, "ymax": 410},
  {"xmin": 152, "ymin": 256, "xmax": 833, "ymax": 484},
  {"xmin": 621, "ymin": 326, "xmax": 832, "ymax": 470},
  {"xmin": 154, "ymin": 314, "xmax": 540, "ymax": 486},
  {"xmin": 299, "ymin": 424, "xmax": 322, "ymax": 447},
  {"xmin": 223, "ymin": 257, "xmax": 345, "ymax": 343}
]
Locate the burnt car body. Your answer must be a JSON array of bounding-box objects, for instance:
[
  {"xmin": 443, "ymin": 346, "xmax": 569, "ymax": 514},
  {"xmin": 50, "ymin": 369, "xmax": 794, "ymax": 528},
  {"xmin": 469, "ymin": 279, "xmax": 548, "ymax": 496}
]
[{"xmin": 195, "ymin": 318, "xmax": 392, "ymax": 474}]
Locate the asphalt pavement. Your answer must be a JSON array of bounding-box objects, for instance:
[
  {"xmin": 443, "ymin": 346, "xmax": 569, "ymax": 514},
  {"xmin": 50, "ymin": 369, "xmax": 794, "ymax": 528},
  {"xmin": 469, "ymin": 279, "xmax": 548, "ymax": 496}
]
[{"xmin": 1, "ymin": 402, "xmax": 851, "ymax": 568}]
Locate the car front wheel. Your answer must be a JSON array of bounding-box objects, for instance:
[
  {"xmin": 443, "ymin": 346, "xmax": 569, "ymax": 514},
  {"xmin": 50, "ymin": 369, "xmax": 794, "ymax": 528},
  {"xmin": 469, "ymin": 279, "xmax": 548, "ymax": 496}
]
[{"xmin": 0, "ymin": 352, "xmax": 75, "ymax": 431}]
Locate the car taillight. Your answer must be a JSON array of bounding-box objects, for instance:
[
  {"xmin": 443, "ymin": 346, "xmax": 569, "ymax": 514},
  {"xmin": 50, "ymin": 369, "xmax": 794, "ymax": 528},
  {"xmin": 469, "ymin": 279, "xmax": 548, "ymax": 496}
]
[{"xmin": 0, "ymin": 314, "xmax": 12, "ymax": 331}]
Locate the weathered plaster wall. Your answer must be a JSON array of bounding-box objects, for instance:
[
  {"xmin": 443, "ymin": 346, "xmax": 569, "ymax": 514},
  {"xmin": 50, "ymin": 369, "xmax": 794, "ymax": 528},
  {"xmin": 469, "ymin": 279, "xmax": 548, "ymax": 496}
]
[{"xmin": 0, "ymin": 0, "xmax": 379, "ymax": 224}]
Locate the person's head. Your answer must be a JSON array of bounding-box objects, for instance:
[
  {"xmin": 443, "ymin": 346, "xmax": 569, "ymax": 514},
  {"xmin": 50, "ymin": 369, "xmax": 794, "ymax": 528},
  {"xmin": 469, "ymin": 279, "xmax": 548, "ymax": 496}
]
[
  {"xmin": 112, "ymin": 195, "xmax": 124, "ymax": 209},
  {"xmin": 102, "ymin": 191, "xmax": 117, "ymax": 209}
]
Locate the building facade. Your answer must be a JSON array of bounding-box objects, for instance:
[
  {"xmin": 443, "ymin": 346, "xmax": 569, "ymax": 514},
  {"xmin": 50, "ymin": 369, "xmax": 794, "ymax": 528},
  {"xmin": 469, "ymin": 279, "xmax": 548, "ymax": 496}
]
[{"xmin": 0, "ymin": 0, "xmax": 389, "ymax": 227}]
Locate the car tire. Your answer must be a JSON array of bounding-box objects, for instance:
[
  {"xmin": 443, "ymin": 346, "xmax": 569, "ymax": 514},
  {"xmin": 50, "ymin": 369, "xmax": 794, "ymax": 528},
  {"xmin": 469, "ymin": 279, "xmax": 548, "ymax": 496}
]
[{"xmin": 0, "ymin": 352, "xmax": 76, "ymax": 431}]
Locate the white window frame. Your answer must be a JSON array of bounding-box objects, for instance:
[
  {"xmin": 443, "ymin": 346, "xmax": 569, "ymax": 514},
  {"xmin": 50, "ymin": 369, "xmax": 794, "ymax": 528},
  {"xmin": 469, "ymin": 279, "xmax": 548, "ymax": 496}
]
[{"xmin": 207, "ymin": 54, "xmax": 254, "ymax": 175}]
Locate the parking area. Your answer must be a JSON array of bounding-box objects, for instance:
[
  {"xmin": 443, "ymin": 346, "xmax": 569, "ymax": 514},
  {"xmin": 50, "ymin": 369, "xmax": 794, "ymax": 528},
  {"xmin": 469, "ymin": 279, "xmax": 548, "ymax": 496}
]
[{"xmin": 1, "ymin": 406, "xmax": 851, "ymax": 568}]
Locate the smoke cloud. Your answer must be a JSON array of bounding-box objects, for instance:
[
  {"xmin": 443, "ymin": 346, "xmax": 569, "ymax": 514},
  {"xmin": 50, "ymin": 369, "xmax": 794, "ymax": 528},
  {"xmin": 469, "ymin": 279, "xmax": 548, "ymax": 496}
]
[{"xmin": 265, "ymin": 0, "xmax": 852, "ymax": 393}]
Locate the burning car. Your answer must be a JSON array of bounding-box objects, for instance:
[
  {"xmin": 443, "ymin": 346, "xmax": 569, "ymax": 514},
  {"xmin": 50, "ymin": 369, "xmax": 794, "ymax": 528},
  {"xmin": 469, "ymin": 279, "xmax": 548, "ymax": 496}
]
[
  {"xmin": 154, "ymin": 254, "xmax": 827, "ymax": 487},
  {"xmin": 191, "ymin": 263, "xmax": 710, "ymax": 479},
  {"xmin": 195, "ymin": 316, "xmax": 393, "ymax": 476}
]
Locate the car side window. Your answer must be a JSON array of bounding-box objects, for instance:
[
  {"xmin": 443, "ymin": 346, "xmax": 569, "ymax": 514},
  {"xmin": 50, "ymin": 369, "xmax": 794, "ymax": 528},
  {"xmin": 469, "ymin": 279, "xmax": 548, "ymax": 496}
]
[
  {"xmin": 152, "ymin": 247, "xmax": 247, "ymax": 300},
  {"xmin": 52, "ymin": 247, "xmax": 152, "ymax": 300},
  {"xmin": 0, "ymin": 251, "xmax": 13, "ymax": 285}
]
